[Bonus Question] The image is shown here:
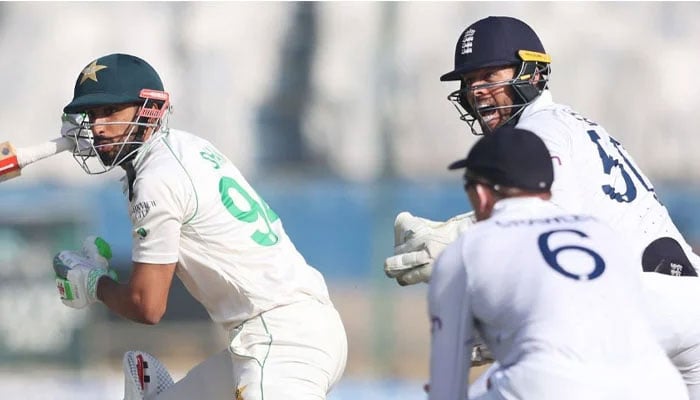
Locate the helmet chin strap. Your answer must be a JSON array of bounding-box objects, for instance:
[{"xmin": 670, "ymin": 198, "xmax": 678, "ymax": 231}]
[
  {"xmin": 100, "ymin": 124, "xmax": 144, "ymax": 168},
  {"xmin": 117, "ymin": 103, "xmax": 166, "ymax": 202},
  {"xmin": 116, "ymin": 124, "xmax": 147, "ymax": 202},
  {"xmin": 124, "ymin": 160, "xmax": 137, "ymax": 202},
  {"xmin": 119, "ymin": 124, "xmax": 149, "ymax": 165}
]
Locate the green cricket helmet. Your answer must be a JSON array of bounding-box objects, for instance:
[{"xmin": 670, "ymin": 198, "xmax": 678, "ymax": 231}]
[{"xmin": 63, "ymin": 53, "xmax": 171, "ymax": 174}]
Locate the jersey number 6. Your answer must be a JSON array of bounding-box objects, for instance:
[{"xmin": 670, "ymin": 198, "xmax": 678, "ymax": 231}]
[{"xmin": 538, "ymin": 229, "xmax": 605, "ymax": 281}]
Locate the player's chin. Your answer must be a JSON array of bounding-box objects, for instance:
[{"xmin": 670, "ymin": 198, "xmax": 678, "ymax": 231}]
[
  {"xmin": 481, "ymin": 118, "xmax": 502, "ymax": 134},
  {"xmin": 488, "ymin": 114, "xmax": 513, "ymax": 132},
  {"xmin": 97, "ymin": 151, "xmax": 117, "ymax": 166}
]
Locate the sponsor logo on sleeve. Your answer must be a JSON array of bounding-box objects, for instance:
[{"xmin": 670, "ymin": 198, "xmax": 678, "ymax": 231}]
[{"xmin": 130, "ymin": 200, "xmax": 157, "ymax": 221}]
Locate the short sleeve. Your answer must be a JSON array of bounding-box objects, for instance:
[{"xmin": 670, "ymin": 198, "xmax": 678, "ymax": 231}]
[{"xmin": 129, "ymin": 172, "xmax": 187, "ymax": 264}]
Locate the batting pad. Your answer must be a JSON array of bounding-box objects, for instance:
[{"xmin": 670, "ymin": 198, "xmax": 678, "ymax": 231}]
[{"xmin": 123, "ymin": 350, "xmax": 174, "ymax": 400}]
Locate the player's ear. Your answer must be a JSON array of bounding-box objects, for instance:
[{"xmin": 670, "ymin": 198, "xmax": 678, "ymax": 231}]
[{"xmin": 474, "ymin": 184, "xmax": 496, "ymax": 220}]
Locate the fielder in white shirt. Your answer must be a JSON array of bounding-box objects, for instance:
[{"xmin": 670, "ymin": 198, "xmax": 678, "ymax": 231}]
[
  {"xmin": 428, "ymin": 126, "xmax": 688, "ymax": 400},
  {"xmin": 53, "ymin": 53, "xmax": 347, "ymax": 400}
]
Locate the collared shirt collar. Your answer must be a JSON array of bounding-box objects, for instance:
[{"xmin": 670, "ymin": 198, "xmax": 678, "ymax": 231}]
[
  {"xmin": 133, "ymin": 128, "xmax": 169, "ymax": 168},
  {"xmin": 519, "ymin": 90, "xmax": 554, "ymax": 122},
  {"xmin": 490, "ymin": 196, "xmax": 562, "ymax": 219}
]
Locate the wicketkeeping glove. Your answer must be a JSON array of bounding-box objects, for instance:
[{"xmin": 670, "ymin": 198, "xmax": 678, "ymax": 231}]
[
  {"xmin": 54, "ymin": 236, "xmax": 117, "ymax": 309},
  {"xmin": 384, "ymin": 211, "xmax": 476, "ymax": 286}
]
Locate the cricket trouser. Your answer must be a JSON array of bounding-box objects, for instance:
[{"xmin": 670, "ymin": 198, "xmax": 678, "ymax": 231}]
[
  {"xmin": 670, "ymin": 343, "xmax": 700, "ymax": 400},
  {"xmin": 230, "ymin": 298, "xmax": 347, "ymax": 399},
  {"xmin": 153, "ymin": 298, "xmax": 347, "ymax": 400}
]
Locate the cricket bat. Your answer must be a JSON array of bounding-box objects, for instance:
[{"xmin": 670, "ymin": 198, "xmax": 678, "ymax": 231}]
[{"xmin": 0, "ymin": 137, "xmax": 74, "ymax": 182}]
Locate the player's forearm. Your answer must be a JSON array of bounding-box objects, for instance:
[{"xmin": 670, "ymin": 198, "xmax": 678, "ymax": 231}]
[{"xmin": 96, "ymin": 276, "xmax": 165, "ymax": 324}]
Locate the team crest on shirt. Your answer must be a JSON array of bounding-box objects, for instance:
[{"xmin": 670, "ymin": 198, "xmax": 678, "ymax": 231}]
[{"xmin": 133, "ymin": 227, "xmax": 149, "ymax": 240}]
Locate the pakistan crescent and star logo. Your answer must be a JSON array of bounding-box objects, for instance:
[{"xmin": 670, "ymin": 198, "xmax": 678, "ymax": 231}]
[{"xmin": 79, "ymin": 60, "xmax": 108, "ymax": 84}]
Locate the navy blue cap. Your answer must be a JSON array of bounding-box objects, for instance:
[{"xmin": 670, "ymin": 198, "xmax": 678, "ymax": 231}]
[
  {"xmin": 642, "ymin": 237, "xmax": 697, "ymax": 276},
  {"xmin": 441, "ymin": 16, "xmax": 548, "ymax": 82},
  {"xmin": 448, "ymin": 126, "xmax": 553, "ymax": 191},
  {"xmin": 64, "ymin": 53, "xmax": 164, "ymax": 113}
]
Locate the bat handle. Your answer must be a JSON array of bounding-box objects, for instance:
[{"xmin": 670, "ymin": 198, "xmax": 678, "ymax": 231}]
[
  {"xmin": 0, "ymin": 141, "xmax": 21, "ymax": 181},
  {"xmin": 16, "ymin": 137, "xmax": 74, "ymax": 168}
]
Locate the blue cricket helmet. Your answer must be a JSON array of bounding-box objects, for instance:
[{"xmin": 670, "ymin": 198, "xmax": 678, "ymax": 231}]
[
  {"xmin": 442, "ymin": 16, "xmax": 552, "ymax": 135},
  {"xmin": 441, "ymin": 16, "xmax": 549, "ymax": 81}
]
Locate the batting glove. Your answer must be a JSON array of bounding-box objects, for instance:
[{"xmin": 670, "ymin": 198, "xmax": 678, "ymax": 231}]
[
  {"xmin": 81, "ymin": 235, "xmax": 113, "ymax": 268},
  {"xmin": 61, "ymin": 113, "xmax": 93, "ymax": 156},
  {"xmin": 384, "ymin": 211, "xmax": 476, "ymax": 286},
  {"xmin": 53, "ymin": 236, "xmax": 117, "ymax": 309}
]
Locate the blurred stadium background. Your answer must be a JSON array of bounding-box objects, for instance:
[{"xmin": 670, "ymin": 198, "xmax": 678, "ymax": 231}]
[{"xmin": 1, "ymin": 2, "xmax": 700, "ymax": 399}]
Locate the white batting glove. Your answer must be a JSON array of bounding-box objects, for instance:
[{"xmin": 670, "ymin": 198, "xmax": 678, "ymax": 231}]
[
  {"xmin": 81, "ymin": 235, "xmax": 113, "ymax": 268},
  {"xmin": 53, "ymin": 236, "xmax": 117, "ymax": 309},
  {"xmin": 61, "ymin": 113, "xmax": 93, "ymax": 156},
  {"xmin": 384, "ymin": 211, "xmax": 476, "ymax": 286}
]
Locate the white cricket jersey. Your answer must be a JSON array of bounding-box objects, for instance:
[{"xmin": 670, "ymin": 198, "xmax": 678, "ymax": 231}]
[
  {"xmin": 428, "ymin": 197, "xmax": 687, "ymax": 400},
  {"xmin": 125, "ymin": 129, "xmax": 331, "ymax": 330},
  {"xmin": 516, "ymin": 91, "xmax": 700, "ymax": 271},
  {"xmin": 470, "ymin": 273, "xmax": 700, "ymax": 399}
]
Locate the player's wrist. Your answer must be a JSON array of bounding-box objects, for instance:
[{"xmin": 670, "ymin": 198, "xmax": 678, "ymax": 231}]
[{"xmin": 94, "ymin": 269, "xmax": 118, "ymax": 303}]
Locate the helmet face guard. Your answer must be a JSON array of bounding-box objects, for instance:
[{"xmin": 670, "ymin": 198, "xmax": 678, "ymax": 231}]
[
  {"xmin": 66, "ymin": 89, "xmax": 171, "ymax": 175},
  {"xmin": 447, "ymin": 57, "xmax": 550, "ymax": 135}
]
